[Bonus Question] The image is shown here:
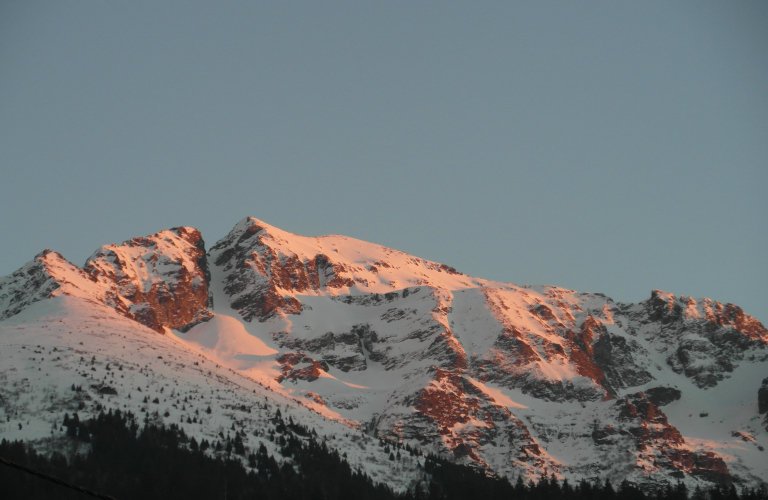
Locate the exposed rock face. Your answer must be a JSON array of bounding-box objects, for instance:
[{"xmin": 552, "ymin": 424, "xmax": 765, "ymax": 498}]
[
  {"xmin": 625, "ymin": 290, "xmax": 768, "ymax": 389},
  {"xmin": 272, "ymin": 327, "xmax": 366, "ymax": 372},
  {"xmin": 269, "ymin": 287, "xmax": 465, "ymax": 374},
  {"xmin": 208, "ymin": 219, "xmax": 358, "ymax": 322},
  {"xmin": 644, "ymin": 387, "xmax": 682, "ymax": 407},
  {"xmin": 587, "ymin": 393, "xmax": 730, "ymax": 483},
  {"xmin": 377, "ymin": 367, "xmax": 552, "ymax": 477},
  {"xmin": 83, "ymin": 227, "xmax": 212, "ymax": 332},
  {"xmin": 592, "ymin": 328, "xmax": 655, "ymax": 391},
  {"xmin": 686, "ymin": 452, "xmax": 731, "ymax": 484},
  {"xmin": 614, "ymin": 393, "xmax": 685, "ymax": 450},
  {"xmin": 0, "ymin": 227, "xmax": 213, "ymax": 333},
  {"xmin": 460, "ymin": 290, "xmax": 613, "ymax": 403},
  {"xmin": 0, "ymin": 250, "xmax": 108, "ymax": 321},
  {"xmin": 275, "ymin": 352, "xmax": 329, "ymax": 383}
]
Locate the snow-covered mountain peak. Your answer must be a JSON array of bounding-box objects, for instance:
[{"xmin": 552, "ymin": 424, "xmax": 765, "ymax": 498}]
[
  {"xmin": 0, "ymin": 248, "xmax": 106, "ymax": 322},
  {"xmin": 0, "ymin": 227, "xmax": 213, "ymax": 333},
  {"xmin": 82, "ymin": 226, "xmax": 211, "ymax": 333},
  {"xmin": 208, "ymin": 216, "xmax": 473, "ymax": 322}
]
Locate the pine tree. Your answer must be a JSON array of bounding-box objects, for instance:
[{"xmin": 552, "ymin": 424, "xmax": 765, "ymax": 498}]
[
  {"xmin": 77, "ymin": 422, "xmax": 90, "ymax": 442},
  {"xmin": 691, "ymin": 485, "xmax": 706, "ymax": 500},
  {"xmin": 602, "ymin": 479, "xmax": 617, "ymax": 500}
]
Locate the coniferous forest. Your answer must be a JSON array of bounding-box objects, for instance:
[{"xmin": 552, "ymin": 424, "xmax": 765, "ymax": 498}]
[{"xmin": 1, "ymin": 409, "xmax": 766, "ymax": 500}]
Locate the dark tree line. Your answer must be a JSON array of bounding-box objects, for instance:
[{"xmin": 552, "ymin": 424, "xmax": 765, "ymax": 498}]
[
  {"xmin": 0, "ymin": 409, "xmax": 397, "ymax": 500},
  {"xmin": 1, "ymin": 410, "xmax": 766, "ymax": 500}
]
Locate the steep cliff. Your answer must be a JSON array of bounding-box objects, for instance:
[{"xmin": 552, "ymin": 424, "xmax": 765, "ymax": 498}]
[{"xmin": 83, "ymin": 226, "xmax": 212, "ymax": 332}]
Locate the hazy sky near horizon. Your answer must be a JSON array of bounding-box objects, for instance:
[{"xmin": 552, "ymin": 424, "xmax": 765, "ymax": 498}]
[{"xmin": 1, "ymin": 2, "xmax": 766, "ymax": 322}]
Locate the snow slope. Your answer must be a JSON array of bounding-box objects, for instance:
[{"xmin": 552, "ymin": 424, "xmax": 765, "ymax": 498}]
[{"xmin": 0, "ymin": 296, "xmax": 428, "ymax": 492}]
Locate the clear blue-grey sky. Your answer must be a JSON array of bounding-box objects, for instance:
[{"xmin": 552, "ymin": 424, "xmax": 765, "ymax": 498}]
[{"xmin": 1, "ymin": 2, "xmax": 766, "ymax": 322}]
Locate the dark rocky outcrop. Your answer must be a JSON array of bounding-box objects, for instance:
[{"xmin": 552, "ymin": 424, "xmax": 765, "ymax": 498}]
[
  {"xmin": 91, "ymin": 384, "xmax": 118, "ymax": 395},
  {"xmin": 614, "ymin": 393, "xmax": 685, "ymax": 449},
  {"xmin": 629, "ymin": 291, "xmax": 768, "ymax": 389},
  {"xmin": 272, "ymin": 328, "xmax": 367, "ymax": 372},
  {"xmin": 644, "ymin": 387, "xmax": 682, "ymax": 407},
  {"xmin": 275, "ymin": 352, "xmax": 329, "ymax": 383},
  {"xmin": 610, "ymin": 393, "xmax": 730, "ymax": 483}
]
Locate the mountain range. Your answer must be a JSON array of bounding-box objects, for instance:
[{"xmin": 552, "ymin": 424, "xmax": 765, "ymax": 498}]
[{"xmin": 1, "ymin": 216, "xmax": 766, "ymax": 492}]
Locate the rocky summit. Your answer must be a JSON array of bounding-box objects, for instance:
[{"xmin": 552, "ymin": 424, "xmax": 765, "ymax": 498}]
[{"xmin": 0, "ymin": 216, "xmax": 766, "ymax": 492}]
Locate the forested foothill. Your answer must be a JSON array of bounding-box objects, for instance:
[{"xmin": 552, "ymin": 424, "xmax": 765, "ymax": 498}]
[{"xmin": 1, "ymin": 408, "xmax": 766, "ymax": 500}]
